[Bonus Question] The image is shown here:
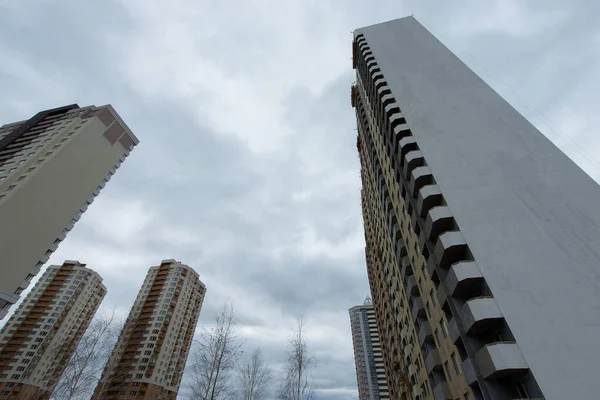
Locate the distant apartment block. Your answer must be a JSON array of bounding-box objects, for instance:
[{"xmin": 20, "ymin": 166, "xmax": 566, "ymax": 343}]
[
  {"xmin": 350, "ymin": 297, "xmax": 389, "ymax": 400},
  {"xmin": 0, "ymin": 261, "xmax": 106, "ymax": 399},
  {"xmin": 92, "ymin": 260, "xmax": 206, "ymax": 400},
  {"xmin": 353, "ymin": 16, "xmax": 600, "ymax": 400},
  {"xmin": 0, "ymin": 104, "xmax": 139, "ymax": 318}
]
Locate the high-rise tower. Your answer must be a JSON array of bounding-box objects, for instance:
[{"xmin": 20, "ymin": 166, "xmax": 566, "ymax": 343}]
[
  {"xmin": 349, "ymin": 297, "xmax": 389, "ymax": 400},
  {"xmin": 92, "ymin": 260, "xmax": 206, "ymax": 400},
  {"xmin": 0, "ymin": 261, "xmax": 106, "ymax": 399},
  {"xmin": 0, "ymin": 104, "xmax": 139, "ymax": 319},
  {"xmin": 353, "ymin": 16, "xmax": 600, "ymax": 400}
]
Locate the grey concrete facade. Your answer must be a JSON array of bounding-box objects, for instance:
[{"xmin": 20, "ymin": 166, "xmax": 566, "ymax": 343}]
[
  {"xmin": 354, "ymin": 16, "xmax": 600, "ymax": 400},
  {"xmin": 0, "ymin": 105, "xmax": 139, "ymax": 319}
]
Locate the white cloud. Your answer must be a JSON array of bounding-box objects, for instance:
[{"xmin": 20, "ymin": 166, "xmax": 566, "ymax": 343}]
[
  {"xmin": 447, "ymin": 0, "xmax": 568, "ymax": 37},
  {"xmin": 112, "ymin": 0, "xmax": 351, "ymax": 154}
]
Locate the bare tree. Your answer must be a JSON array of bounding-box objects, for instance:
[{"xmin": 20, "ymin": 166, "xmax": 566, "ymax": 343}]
[
  {"xmin": 188, "ymin": 304, "xmax": 244, "ymax": 400},
  {"xmin": 277, "ymin": 316, "xmax": 315, "ymax": 400},
  {"xmin": 51, "ymin": 308, "xmax": 124, "ymax": 400},
  {"xmin": 238, "ymin": 347, "xmax": 272, "ymax": 400},
  {"xmin": 91, "ymin": 313, "xmax": 148, "ymax": 399}
]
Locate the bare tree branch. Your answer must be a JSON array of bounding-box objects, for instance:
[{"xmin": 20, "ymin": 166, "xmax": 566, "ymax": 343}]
[
  {"xmin": 187, "ymin": 303, "xmax": 243, "ymax": 400},
  {"xmin": 51, "ymin": 308, "xmax": 124, "ymax": 400},
  {"xmin": 238, "ymin": 347, "xmax": 271, "ymax": 400},
  {"xmin": 277, "ymin": 315, "xmax": 315, "ymax": 400}
]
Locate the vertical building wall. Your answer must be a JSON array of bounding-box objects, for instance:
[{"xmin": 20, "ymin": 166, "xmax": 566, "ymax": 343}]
[
  {"xmin": 0, "ymin": 261, "xmax": 106, "ymax": 399},
  {"xmin": 93, "ymin": 260, "xmax": 206, "ymax": 400},
  {"xmin": 349, "ymin": 299, "xmax": 389, "ymax": 400},
  {"xmin": 354, "ymin": 16, "xmax": 600, "ymax": 400},
  {"xmin": 0, "ymin": 104, "xmax": 139, "ymax": 318}
]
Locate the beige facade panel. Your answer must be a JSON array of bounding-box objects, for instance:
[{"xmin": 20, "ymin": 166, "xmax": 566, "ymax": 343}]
[{"xmin": 0, "ymin": 104, "xmax": 139, "ymax": 319}]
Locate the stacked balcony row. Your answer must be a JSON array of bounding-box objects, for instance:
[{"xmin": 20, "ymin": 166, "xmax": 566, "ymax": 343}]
[{"xmin": 354, "ymin": 34, "xmax": 539, "ymax": 400}]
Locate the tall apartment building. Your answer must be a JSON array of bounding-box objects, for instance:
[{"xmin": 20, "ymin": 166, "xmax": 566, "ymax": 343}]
[
  {"xmin": 0, "ymin": 104, "xmax": 139, "ymax": 319},
  {"xmin": 0, "ymin": 261, "xmax": 106, "ymax": 399},
  {"xmin": 92, "ymin": 259, "xmax": 206, "ymax": 400},
  {"xmin": 349, "ymin": 297, "xmax": 389, "ymax": 400},
  {"xmin": 353, "ymin": 16, "xmax": 600, "ymax": 400}
]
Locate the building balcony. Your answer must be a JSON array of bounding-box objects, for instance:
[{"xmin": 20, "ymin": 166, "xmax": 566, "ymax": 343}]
[
  {"xmin": 436, "ymin": 285, "xmax": 448, "ymax": 308},
  {"xmin": 409, "ymin": 166, "xmax": 433, "ymax": 198},
  {"xmin": 432, "ymin": 382, "xmax": 452, "ymax": 400},
  {"xmin": 425, "ymin": 258, "xmax": 438, "ymax": 282},
  {"xmin": 411, "ymin": 298, "xmax": 425, "ymax": 320},
  {"xmin": 406, "ymin": 276, "xmax": 419, "ymax": 296},
  {"xmin": 425, "ymin": 206, "xmax": 454, "ymax": 242},
  {"xmin": 377, "ymin": 84, "xmax": 391, "ymax": 96},
  {"xmin": 401, "ymin": 258, "xmax": 413, "ymax": 278},
  {"xmin": 389, "ymin": 113, "xmax": 405, "ymax": 129},
  {"xmin": 401, "ymin": 327, "xmax": 407, "ymax": 342},
  {"xmin": 381, "ymin": 93, "xmax": 395, "ymax": 108},
  {"xmin": 449, "ymin": 317, "xmax": 461, "ymax": 344},
  {"xmin": 393, "ymin": 122, "xmax": 411, "ymax": 139},
  {"xmin": 408, "ymin": 364, "xmax": 417, "ymax": 377},
  {"xmin": 475, "ymin": 342, "xmax": 529, "ymax": 380},
  {"xmin": 404, "ymin": 345, "xmax": 411, "ymax": 361},
  {"xmin": 461, "ymin": 297, "xmax": 504, "ymax": 335},
  {"xmin": 403, "ymin": 150, "xmax": 424, "ymax": 180},
  {"xmin": 425, "ymin": 349, "xmax": 442, "ymax": 373},
  {"xmin": 418, "ymin": 322, "xmax": 433, "ymax": 345},
  {"xmin": 398, "ymin": 136, "xmax": 417, "ymax": 161},
  {"xmin": 462, "ymin": 357, "xmax": 477, "ymax": 385},
  {"xmin": 417, "ymin": 184, "xmax": 442, "ymax": 218},
  {"xmin": 434, "ymin": 231, "xmax": 469, "ymax": 268},
  {"xmin": 396, "ymin": 243, "xmax": 408, "ymax": 263},
  {"xmin": 412, "ymin": 385, "xmax": 420, "ymax": 399},
  {"xmin": 446, "ymin": 261, "xmax": 484, "ymax": 299},
  {"xmin": 18, "ymin": 279, "xmax": 31, "ymax": 291}
]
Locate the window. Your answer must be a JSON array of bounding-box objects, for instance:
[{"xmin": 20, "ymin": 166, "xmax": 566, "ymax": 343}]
[
  {"xmin": 440, "ymin": 318, "xmax": 449, "ymax": 338},
  {"xmin": 14, "ymin": 287, "xmax": 23, "ymax": 295},
  {"xmin": 0, "ymin": 176, "xmax": 5, "ymax": 182},
  {"xmin": 444, "ymin": 361, "xmax": 454, "ymax": 380},
  {"xmin": 451, "ymin": 353, "xmax": 462, "ymax": 374},
  {"xmin": 7, "ymin": 185, "xmax": 16, "ymax": 191},
  {"xmin": 45, "ymin": 249, "xmax": 53, "ymax": 256}
]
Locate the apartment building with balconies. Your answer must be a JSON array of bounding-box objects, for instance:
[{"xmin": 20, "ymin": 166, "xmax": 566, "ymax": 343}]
[
  {"xmin": 0, "ymin": 104, "xmax": 139, "ymax": 319},
  {"xmin": 350, "ymin": 297, "xmax": 390, "ymax": 400},
  {"xmin": 353, "ymin": 16, "xmax": 600, "ymax": 400},
  {"xmin": 0, "ymin": 261, "xmax": 106, "ymax": 399},
  {"xmin": 92, "ymin": 260, "xmax": 206, "ymax": 400}
]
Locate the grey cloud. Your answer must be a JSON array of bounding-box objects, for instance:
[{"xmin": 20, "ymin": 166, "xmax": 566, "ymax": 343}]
[{"xmin": 2, "ymin": 1, "xmax": 600, "ymax": 399}]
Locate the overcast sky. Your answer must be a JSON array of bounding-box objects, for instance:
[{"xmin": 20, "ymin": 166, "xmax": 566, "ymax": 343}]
[{"xmin": 1, "ymin": 0, "xmax": 599, "ymax": 399}]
